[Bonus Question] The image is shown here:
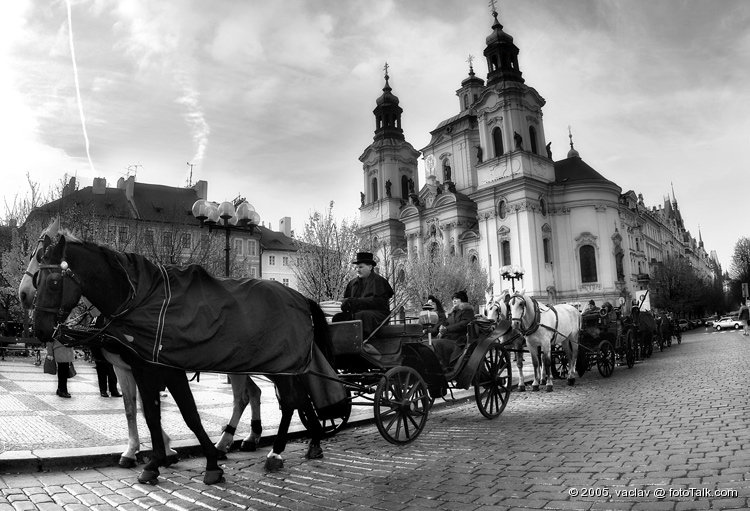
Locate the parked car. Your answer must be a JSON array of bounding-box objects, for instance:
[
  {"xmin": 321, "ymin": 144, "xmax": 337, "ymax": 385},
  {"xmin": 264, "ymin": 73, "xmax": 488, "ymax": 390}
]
[
  {"xmin": 704, "ymin": 317, "xmax": 718, "ymax": 327},
  {"xmin": 677, "ymin": 319, "xmax": 690, "ymax": 331},
  {"xmin": 714, "ymin": 316, "xmax": 743, "ymax": 331}
]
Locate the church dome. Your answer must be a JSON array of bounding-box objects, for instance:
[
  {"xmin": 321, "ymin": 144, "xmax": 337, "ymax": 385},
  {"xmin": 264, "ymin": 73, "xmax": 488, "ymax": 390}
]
[
  {"xmin": 376, "ymin": 75, "xmax": 400, "ymax": 106},
  {"xmin": 486, "ymin": 18, "xmax": 514, "ymax": 45},
  {"xmin": 567, "ymin": 147, "xmax": 580, "ymax": 158}
]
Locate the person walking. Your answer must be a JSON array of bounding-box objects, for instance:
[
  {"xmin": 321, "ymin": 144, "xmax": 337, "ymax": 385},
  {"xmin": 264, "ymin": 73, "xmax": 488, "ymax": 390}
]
[
  {"xmin": 46, "ymin": 340, "xmax": 74, "ymax": 398},
  {"xmin": 91, "ymin": 346, "xmax": 121, "ymax": 397}
]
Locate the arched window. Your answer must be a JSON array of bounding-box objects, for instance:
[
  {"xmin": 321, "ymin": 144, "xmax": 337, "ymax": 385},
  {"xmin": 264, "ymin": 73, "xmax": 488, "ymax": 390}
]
[
  {"xmin": 470, "ymin": 254, "xmax": 478, "ymax": 265},
  {"xmin": 580, "ymin": 245, "xmax": 597, "ymax": 283},
  {"xmin": 497, "ymin": 200, "xmax": 507, "ymax": 219},
  {"xmin": 463, "ymin": 94, "xmax": 469, "ymax": 110},
  {"xmin": 529, "ymin": 126, "xmax": 538, "ymax": 154},
  {"xmin": 540, "ymin": 198, "xmax": 547, "ymax": 216},
  {"xmin": 492, "ymin": 127, "xmax": 504, "ymax": 157},
  {"xmin": 401, "ymin": 175, "xmax": 409, "ymax": 199},
  {"xmin": 371, "ymin": 177, "xmax": 378, "ymax": 201},
  {"xmin": 501, "ymin": 240, "xmax": 511, "ymax": 265},
  {"xmin": 543, "ymin": 238, "xmax": 552, "ymax": 264}
]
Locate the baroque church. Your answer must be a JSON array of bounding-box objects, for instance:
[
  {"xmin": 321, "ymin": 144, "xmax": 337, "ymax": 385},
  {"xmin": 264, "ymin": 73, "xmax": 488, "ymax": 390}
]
[{"xmin": 358, "ymin": 9, "xmax": 717, "ymax": 308}]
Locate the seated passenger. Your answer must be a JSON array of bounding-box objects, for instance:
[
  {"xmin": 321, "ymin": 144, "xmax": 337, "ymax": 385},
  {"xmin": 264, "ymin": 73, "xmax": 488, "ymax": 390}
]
[
  {"xmin": 332, "ymin": 251, "xmax": 394, "ymax": 338},
  {"xmin": 583, "ymin": 299, "xmax": 599, "ymax": 314},
  {"xmin": 422, "ymin": 294, "xmax": 447, "ymax": 338},
  {"xmin": 433, "ymin": 290, "xmax": 474, "ymax": 370}
]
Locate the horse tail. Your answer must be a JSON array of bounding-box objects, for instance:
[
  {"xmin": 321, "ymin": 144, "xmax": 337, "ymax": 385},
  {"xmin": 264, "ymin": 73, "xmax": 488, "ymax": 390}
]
[{"xmin": 308, "ymin": 298, "xmax": 334, "ymax": 363}]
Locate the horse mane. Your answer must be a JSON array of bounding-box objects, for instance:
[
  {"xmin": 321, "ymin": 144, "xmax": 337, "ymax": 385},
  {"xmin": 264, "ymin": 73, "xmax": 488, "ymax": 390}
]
[{"xmin": 58, "ymin": 228, "xmax": 82, "ymax": 243}]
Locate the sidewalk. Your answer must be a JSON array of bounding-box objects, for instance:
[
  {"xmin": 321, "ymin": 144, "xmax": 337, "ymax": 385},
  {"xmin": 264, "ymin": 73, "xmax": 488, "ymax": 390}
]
[{"xmin": 1, "ymin": 352, "xmax": 496, "ymax": 474}]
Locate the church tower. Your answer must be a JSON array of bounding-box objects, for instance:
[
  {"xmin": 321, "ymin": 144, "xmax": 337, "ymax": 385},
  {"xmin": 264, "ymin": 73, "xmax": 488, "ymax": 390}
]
[{"xmin": 358, "ymin": 65, "xmax": 420, "ymax": 255}]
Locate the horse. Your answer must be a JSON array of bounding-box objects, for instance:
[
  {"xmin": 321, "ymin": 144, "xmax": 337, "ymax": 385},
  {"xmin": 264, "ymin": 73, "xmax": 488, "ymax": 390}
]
[
  {"xmin": 32, "ymin": 231, "xmax": 343, "ymax": 484},
  {"xmin": 18, "ymin": 221, "xmax": 262, "ymax": 468},
  {"xmin": 482, "ymin": 285, "xmax": 529, "ymax": 390},
  {"xmin": 507, "ymin": 291, "xmax": 581, "ymax": 391}
]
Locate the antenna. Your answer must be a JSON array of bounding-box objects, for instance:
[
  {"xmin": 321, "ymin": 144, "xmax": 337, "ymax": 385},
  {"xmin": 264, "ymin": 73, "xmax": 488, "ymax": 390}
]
[
  {"xmin": 186, "ymin": 162, "xmax": 195, "ymax": 187},
  {"xmin": 125, "ymin": 164, "xmax": 141, "ymax": 178}
]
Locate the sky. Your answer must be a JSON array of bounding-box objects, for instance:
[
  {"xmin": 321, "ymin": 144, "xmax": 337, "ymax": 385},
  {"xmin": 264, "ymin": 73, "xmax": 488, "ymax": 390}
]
[{"xmin": 1, "ymin": 0, "xmax": 749, "ymax": 271}]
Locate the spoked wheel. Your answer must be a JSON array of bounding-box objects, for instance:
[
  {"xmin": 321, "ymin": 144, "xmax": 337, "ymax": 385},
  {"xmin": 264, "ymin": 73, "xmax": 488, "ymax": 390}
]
[
  {"xmin": 473, "ymin": 344, "xmax": 511, "ymax": 419},
  {"xmin": 297, "ymin": 389, "xmax": 352, "ymax": 438},
  {"xmin": 551, "ymin": 350, "xmax": 569, "ymax": 380},
  {"xmin": 596, "ymin": 340, "xmax": 615, "ymax": 378},
  {"xmin": 625, "ymin": 331, "xmax": 635, "ymax": 369},
  {"xmin": 374, "ymin": 366, "xmax": 430, "ymax": 444}
]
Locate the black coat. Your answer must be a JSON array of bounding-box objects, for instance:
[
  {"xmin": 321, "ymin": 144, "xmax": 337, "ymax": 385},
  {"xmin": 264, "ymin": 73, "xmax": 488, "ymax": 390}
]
[
  {"xmin": 342, "ymin": 272, "xmax": 394, "ymax": 315},
  {"xmin": 441, "ymin": 302, "xmax": 475, "ymax": 340}
]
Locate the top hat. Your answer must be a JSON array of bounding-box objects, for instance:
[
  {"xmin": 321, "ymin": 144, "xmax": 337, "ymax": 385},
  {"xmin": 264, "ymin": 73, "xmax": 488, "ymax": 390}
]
[{"xmin": 351, "ymin": 251, "xmax": 377, "ymax": 266}]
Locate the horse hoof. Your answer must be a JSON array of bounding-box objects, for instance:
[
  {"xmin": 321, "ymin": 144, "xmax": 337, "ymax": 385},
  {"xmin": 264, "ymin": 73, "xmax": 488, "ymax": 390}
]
[
  {"xmin": 164, "ymin": 454, "xmax": 179, "ymax": 467},
  {"xmin": 567, "ymin": 378, "xmax": 575, "ymax": 386},
  {"xmin": 532, "ymin": 384, "xmax": 540, "ymax": 392},
  {"xmin": 264, "ymin": 457, "xmax": 284, "ymax": 472},
  {"xmin": 137, "ymin": 469, "xmax": 159, "ymax": 485},
  {"xmin": 240, "ymin": 439, "xmax": 258, "ymax": 452},
  {"xmin": 203, "ymin": 469, "xmax": 225, "ymax": 485},
  {"xmin": 546, "ymin": 385, "xmax": 554, "ymax": 392},
  {"xmin": 306, "ymin": 444, "xmax": 323, "ymax": 460},
  {"xmin": 119, "ymin": 456, "xmax": 137, "ymax": 469},
  {"xmin": 517, "ymin": 385, "xmax": 526, "ymax": 392},
  {"xmin": 541, "ymin": 378, "xmax": 547, "ymax": 386},
  {"xmin": 216, "ymin": 450, "xmax": 228, "ymax": 461}
]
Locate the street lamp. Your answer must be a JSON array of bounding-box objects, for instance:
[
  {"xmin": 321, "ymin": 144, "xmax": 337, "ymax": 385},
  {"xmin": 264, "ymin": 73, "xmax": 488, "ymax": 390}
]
[
  {"xmin": 500, "ymin": 264, "xmax": 525, "ymax": 293},
  {"xmin": 191, "ymin": 199, "xmax": 261, "ymax": 278}
]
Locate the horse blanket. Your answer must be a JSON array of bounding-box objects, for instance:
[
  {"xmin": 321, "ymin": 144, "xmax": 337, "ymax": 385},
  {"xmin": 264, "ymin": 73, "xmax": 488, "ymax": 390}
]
[{"xmin": 105, "ymin": 252, "xmax": 322, "ymax": 376}]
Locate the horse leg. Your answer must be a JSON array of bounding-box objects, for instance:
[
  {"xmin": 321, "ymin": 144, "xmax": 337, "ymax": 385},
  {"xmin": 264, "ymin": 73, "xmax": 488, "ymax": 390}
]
[
  {"xmin": 240, "ymin": 377, "xmax": 262, "ymax": 452},
  {"xmin": 299, "ymin": 399, "xmax": 323, "ymax": 460},
  {"xmin": 129, "ymin": 366, "xmax": 167, "ymax": 485},
  {"xmin": 514, "ymin": 350, "xmax": 526, "ymax": 392},
  {"xmin": 527, "ymin": 342, "xmax": 541, "ymax": 391},
  {"xmin": 165, "ymin": 370, "xmax": 224, "ymax": 485},
  {"xmin": 566, "ymin": 336, "xmax": 578, "ymax": 386},
  {"xmin": 216, "ymin": 375, "xmax": 250, "ymax": 455},
  {"xmin": 541, "ymin": 344, "xmax": 554, "ymax": 392},
  {"xmin": 265, "ymin": 404, "xmax": 293, "ymax": 472}
]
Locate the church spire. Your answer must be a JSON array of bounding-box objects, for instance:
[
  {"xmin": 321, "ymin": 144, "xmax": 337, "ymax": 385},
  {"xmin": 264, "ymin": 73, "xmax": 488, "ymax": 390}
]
[
  {"xmin": 372, "ymin": 62, "xmax": 404, "ymax": 141},
  {"xmin": 567, "ymin": 125, "xmax": 580, "ymax": 158},
  {"xmin": 483, "ymin": 1, "xmax": 524, "ymax": 86}
]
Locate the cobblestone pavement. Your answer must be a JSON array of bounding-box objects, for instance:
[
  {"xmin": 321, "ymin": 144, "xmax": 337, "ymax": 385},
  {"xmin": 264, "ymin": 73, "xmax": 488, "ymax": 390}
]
[{"xmin": 1, "ymin": 328, "xmax": 748, "ymax": 510}]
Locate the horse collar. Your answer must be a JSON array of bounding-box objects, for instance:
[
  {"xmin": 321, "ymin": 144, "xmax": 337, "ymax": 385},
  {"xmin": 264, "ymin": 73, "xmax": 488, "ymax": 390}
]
[{"xmin": 522, "ymin": 297, "xmax": 542, "ymax": 335}]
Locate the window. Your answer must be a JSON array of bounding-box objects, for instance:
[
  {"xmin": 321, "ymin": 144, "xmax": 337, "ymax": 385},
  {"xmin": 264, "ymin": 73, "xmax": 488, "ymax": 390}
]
[
  {"xmin": 200, "ymin": 234, "xmax": 209, "ymax": 248},
  {"xmin": 497, "ymin": 200, "xmax": 507, "ymax": 219},
  {"xmin": 248, "ymin": 239, "xmax": 257, "ymax": 256},
  {"xmin": 145, "ymin": 230, "xmax": 154, "ymax": 246},
  {"xmin": 162, "ymin": 231, "xmax": 172, "ymax": 248},
  {"xmin": 107, "ymin": 226, "xmax": 116, "ymax": 242},
  {"xmin": 540, "ymin": 198, "xmax": 547, "ymax": 217},
  {"xmin": 234, "ymin": 239, "xmax": 244, "ymax": 255},
  {"xmin": 543, "ymin": 238, "xmax": 552, "ymax": 264},
  {"xmin": 580, "ymin": 245, "xmax": 597, "ymax": 283},
  {"xmin": 371, "ymin": 177, "xmax": 378, "ymax": 201},
  {"xmin": 181, "ymin": 233, "xmax": 191, "ymax": 249},
  {"xmin": 501, "ymin": 240, "xmax": 511, "ymax": 265},
  {"xmin": 282, "ymin": 256, "xmax": 289, "ymax": 266},
  {"xmin": 269, "ymin": 255, "xmax": 276, "ymax": 266},
  {"xmin": 401, "ymin": 175, "xmax": 409, "ymax": 199},
  {"xmin": 282, "ymin": 278, "xmax": 289, "ymax": 286},
  {"xmin": 250, "ymin": 267, "xmax": 257, "ymax": 278},
  {"xmin": 463, "ymin": 94, "xmax": 469, "ymax": 110},
  {"xmin": 529, "ymin": 126, "xmax": 538, "ymax": 154},
  {"xmin": 492, "ymin": 127, "xmax": 503, "ymax": 157},
  {"xmin": 118, "ymin": 226, "xmax": 129, "ymax": 243},
  {"xmin": 270, "ymin": 278, "xmax": 276, "ymax": 281}
]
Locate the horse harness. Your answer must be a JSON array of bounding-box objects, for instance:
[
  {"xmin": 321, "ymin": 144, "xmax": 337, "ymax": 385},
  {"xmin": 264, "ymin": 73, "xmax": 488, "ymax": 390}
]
[{"xmin": 511, "ymin": 295, "xmax": 570, "ymax": 345}]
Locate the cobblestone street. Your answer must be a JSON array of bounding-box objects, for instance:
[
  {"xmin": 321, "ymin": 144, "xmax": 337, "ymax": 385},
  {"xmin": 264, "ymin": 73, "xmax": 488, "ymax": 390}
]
[{"xmin": 1, "ymin": 328, "xmax": 748, "ymax": 510}]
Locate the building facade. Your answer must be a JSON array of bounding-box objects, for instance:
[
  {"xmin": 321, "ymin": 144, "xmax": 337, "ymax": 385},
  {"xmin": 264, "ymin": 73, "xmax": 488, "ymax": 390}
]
[{"xmin": 359, "ymin": 10, "xmax": 719, "ymax": 308}]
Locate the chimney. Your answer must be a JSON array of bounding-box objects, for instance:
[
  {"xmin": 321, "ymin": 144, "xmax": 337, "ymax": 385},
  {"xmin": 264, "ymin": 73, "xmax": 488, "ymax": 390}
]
[
  {"xmin": 279, "ymin": 217, "xmax": 292, "ymax": 237},
  {"xmin": 123, "ymin": 175, "xmax": 135, "ymax": 202},
  {"xmin": 62, "ymin": 176, "xmax": 77, "ymax": 197},
  {"xmin": 192, "ymin": 180, "xmax": 208, "ymax": 200},
  {"xmin": 92, "ymin": 177, "xmax": 107, "ymax": 195}
]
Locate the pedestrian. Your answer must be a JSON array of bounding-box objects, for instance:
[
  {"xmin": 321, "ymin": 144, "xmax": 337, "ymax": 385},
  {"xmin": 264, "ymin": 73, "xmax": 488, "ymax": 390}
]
[
  {"xmin": 91, "ymin": 345, "xmax": 121, "ymax": 397},
  {"xmin": 433, "ymin": 290, "xmax": 474, "ymax": 369},
  {"xmin": 739, "ymin": 306, "xmax": 749, "ymax": 336},
  {"xmin": 46, "ymin": 339, "xmax": 74, "ymax": 398}
]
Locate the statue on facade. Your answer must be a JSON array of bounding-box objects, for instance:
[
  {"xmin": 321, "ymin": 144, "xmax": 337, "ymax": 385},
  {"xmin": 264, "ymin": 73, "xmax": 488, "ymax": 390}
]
[
  {"xmin": 448, "ymin": 182, "xmax": 457, "ymax": 193},
  {"xmin": 443, "ymin": 162, "xmax": 452, "ymax": 182},
  {"xmin": 475, "ymin": 145, "xmax": 483, "ymax": 163},
  {"xmin": 385, "ymin": 179, "xmax": 392, "ymax": 198},
  {"xmin": 408, "ymin": 178, "xmax": 415, "ymax": 194},
  {"xmin": 514, "ymin": 131, "xmax": 523, "ymax": 150},
  {"xmin": 360, "ymin": 191, "xmax": 365, "ymax": 206},
  {"xmin": 546, "ymin": 141, "xmax": 552, "ymax": 159}
]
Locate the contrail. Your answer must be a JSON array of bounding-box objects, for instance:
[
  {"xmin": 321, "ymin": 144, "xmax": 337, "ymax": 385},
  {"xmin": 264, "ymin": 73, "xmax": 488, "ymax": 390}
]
[{"xmin": 65, "ymin": 0, "xmax": 96, "ymax": 174}]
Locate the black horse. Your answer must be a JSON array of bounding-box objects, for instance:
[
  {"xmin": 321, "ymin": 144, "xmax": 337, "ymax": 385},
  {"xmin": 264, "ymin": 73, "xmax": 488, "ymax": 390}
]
[{"xmin": 32, "ymin": 232, "xmax": 344, "ymax": 484}]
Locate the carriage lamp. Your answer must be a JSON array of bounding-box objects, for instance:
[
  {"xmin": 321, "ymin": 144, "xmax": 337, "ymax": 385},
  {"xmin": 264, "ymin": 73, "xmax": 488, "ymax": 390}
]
[
  {"xmin": 500, "ymin": 265, "xmax": 525, "ymax": 292},
  {"xmin": 418, "ymin": 302, "xmax": 439, "ymax": 346},
  {"xmin": 191, "ymin": 199, "xmax": 261, "ymax": 278}
]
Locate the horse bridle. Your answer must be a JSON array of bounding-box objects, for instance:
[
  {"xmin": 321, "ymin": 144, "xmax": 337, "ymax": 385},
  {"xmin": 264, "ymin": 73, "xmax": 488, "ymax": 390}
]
[{"xmin": 34, "ymin": 261, "xmax": 84, "ymax": 328}]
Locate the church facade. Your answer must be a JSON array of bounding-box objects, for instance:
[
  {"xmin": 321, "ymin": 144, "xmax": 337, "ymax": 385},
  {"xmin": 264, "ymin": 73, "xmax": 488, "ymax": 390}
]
[{"xmin": 358, "ymin": 10, "xmax": 717, "ymax": 308}]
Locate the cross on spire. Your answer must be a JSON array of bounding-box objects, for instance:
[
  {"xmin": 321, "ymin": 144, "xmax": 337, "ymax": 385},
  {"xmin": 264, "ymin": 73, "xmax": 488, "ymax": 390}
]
[
  {"xmin": 488, "ymin": 0, "xmax": 498, "ymax": 16},
  {"xmin": 383, "ymin": 61, "xmax": 389, "ymax": 79},
  {"xmin": 568, "ymin": 125, "xmax": 575, "ymax": 149}
]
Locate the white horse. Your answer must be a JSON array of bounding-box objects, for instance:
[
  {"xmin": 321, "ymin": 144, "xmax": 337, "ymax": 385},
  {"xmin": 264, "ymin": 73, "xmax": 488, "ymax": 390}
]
[
  {"xmin": 507, "ymin": 291, "xmax": 580, "ymax": 391},
  {"xmin": 483, "ymin": 285, "xmax": 531, "ymax": 391},
  {"xmin": 18, "ymin": 219, "xmax": 262, "ymax": 467}
]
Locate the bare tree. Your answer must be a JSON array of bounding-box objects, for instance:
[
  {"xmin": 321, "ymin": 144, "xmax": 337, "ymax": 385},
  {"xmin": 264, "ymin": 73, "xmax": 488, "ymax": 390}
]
[
  {"xmin": 292, "ymin": 202, "xmax": 359, "ymax": 302},
  {"xmin": 728, "ymin": 237, "xmax": 750, "ymax": 307}
]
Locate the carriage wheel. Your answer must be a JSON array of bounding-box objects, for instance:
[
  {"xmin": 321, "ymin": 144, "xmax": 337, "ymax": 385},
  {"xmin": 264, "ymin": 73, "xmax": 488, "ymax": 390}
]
[
  {"xmin": 473, "ymin": 344, "xmax": 511, "ymax": 419},
  {"xmin": 625, "ymin": 331, "xmax": 635, "ymax": 369},
  {"xmin": 551, "ymin": 349, "xmax": 568, "ymax": 380},
  {"xmin": 297, "ymin": 389, "xmax": 352, "ymax": 438},
  {"xmin": 596, "ymin": 340, "xmax": 615, "ymax": 378},
  {"xmin": 374, "ymin": 366, "xmax": 430, "ymax": 445}
]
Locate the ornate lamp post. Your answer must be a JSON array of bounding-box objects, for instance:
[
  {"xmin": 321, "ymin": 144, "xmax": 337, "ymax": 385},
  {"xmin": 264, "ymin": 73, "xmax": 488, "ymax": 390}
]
[
  {"xmin": 500, "ymin": 264, "xmax": 525, "ymax": 293},
  {"xmin": 191, "ymin": 199, "xmax": 261, "ymax": 278}
]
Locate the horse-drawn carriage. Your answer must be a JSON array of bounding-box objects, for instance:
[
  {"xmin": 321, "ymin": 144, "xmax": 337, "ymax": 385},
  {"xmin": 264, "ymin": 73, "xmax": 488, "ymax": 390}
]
[
  {"xmin": 574, "ymin": 303, "xmax": 636, "ymax": 377},
  {"xmin": 312, "ymin": 315, "xmax": 513, "ymax": 444}
]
